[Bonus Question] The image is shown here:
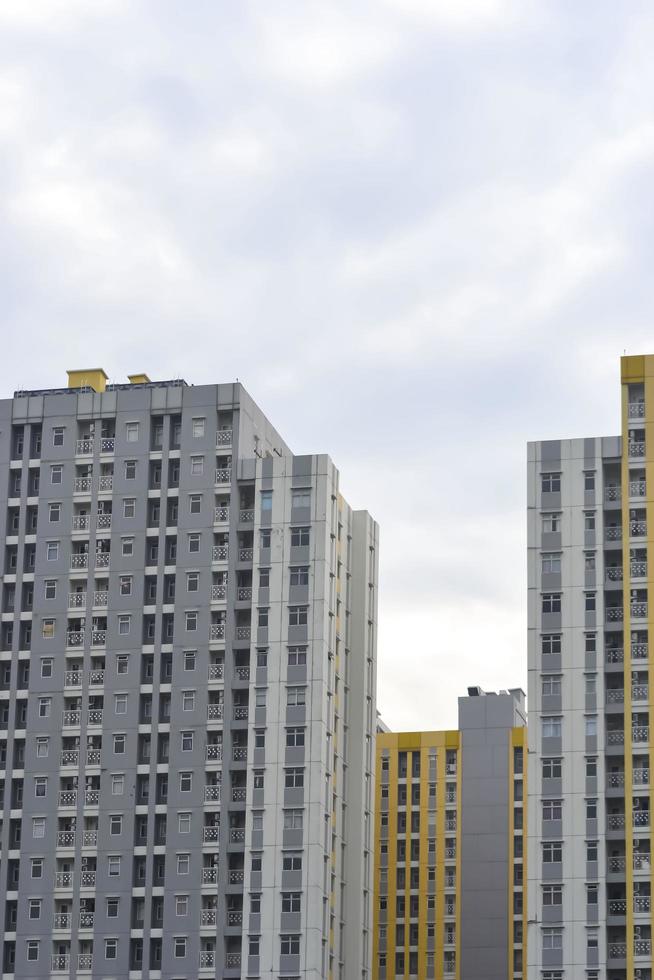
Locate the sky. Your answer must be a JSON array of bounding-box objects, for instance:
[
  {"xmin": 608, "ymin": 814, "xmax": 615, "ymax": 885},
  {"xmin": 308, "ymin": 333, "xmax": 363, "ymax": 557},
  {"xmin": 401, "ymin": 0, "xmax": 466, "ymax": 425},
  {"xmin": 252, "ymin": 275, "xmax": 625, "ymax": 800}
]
[{"xmin": 1, "ymin": 0, "xmax": 654, "ymax": 729}]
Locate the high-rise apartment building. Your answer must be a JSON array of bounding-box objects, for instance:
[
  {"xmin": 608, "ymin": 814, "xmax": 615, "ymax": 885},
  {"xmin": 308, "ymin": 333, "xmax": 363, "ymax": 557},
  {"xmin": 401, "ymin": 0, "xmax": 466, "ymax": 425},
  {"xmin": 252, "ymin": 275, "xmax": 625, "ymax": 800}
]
[
  {"xmin": 0, "ymin": 368, "xmax": 378, "ymax": 980},
  {"xmin": 527, "ymin": 353, "xmax": 654, "ymax": 980},
  {"xmin": 373, "ymin": 687, "xmax": 526, "ymax": 980}
]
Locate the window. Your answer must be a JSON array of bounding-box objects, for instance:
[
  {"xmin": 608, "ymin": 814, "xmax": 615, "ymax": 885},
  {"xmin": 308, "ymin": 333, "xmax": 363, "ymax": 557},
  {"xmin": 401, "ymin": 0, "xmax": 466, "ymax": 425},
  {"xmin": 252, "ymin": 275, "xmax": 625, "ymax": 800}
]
[
  {"xmin": 178, "ymin": 812, "xmax": 191, "ymax": 834},
  {"xmin": 282, "ymin": 892, "xmax": 302, "ymax": 913},
  {"xmin": 110, "ymin": 814, "xmax": 122, "ymax": 836},
  {"xmin": 48, "ymin": 501, "xmax": 61, "ymax": 523},
  {"xmin": 113, "ymin": 734, "xmax": 125, "ymax": 754},
  {"xmin": 174, "ymin": 937, "xmax": 187, "ymax": 958},
  {"xmin": 46, "ymin": 541, "xmax": 59, "ymax": 561},
  {"xmin": 184, "ymin": 650, "xmax": 196, "ymax": 671},
  {"xmin": 585, "ymin": 798, "xmax": 598, "ymax": 820},
  {"xmin": 584, "ymin": 511, "xmax": 595, "ymax": 531},
  {"xmin": 585, "ymin": 716, "xmax": 597, "ymax": 737},
  {"xmin": 587, "ymin": 930, "xmax": 599, "ymax": 949},
  {"xmin": 186, "ymin": 571, "xmax": 199, "ymax": 592},
  {"xmin": 586, "ymin": 840, "xmax": 598, "ymax": 862},
  {"xmin": 542, "ymin": 799, "xmax": 562, "ymax": 821},
  {"xmin": 542, "ymin": 717, "xmax": 562, "ymax": 738},
  {"xmin": 175, "ymin": 895, "xmax": 188, "ymax": 916},
  {"xmin": 585, "ymin": 552, "xmax": 596, "ymax": 570},
  {"xmin": 38, "ymin": 697, "xmax": 51, "ymax": 718},
  {"xmin": 249, "ymin": 937, "xmax": 260, "ymax": 956},
  {"xmin": 286, "ymin": 727, "xmax": 305, "ymax": 747},
  {"xmin": 289, "ymin": 606, "xmax": 308, "ymax": 626},
  {"xmin": 261, "ymin": 490, "xmax": 272, "ymax": 511},
  {"xmin": 284, "ymin": 809, "xmax": 303, "ymax": 830},
  {"xmin": 541, "ymin": 634, "xmax": 561, "ymax": 656},
  {"xmin": 124, "ymin": 460, "xmax": 136, "ymax": 479},
  {"xmin": 180, "ymin": 772, "xmax": 192, "ymax": 792},
  {"xmin": 44, "ymin": 580, "xmax": 57, "ymax": 600},
  {"xmin": 542, "ymin": 842, "xmax": 562, "ymax": 863},
  {"xmin": 189, "ymin": 494, "xmax": 202, "ymax": 515},
  {"xmin": 542, "ymin": 676, "xmax": 561, "ymax": 697},
  {"xmin": 190, "ymin": 455, "xmax": 204, "ymax": 474},
  {"xmin": 285, "ymin": 767, "xmax": 304, "ymax": 788},
  {"xmin": 185, "ymin": 611, "xmax": 197, "ymax": 632},
  {"xmin": 585, "ymin": 675, "xmax": 596, "ymax": 695},
  {"xmin": 255, "ymin": 729, "xmax": 265, "ymax": 749},
  {"xmin": 53, "ymin": 426, "xmax": 64, "ymax": 446},
  {"xmin": 542, "ymin": 513, "xmax": 560, "ymax": 533},
  {"xmin": 188, "ymin": 533, "xmax": 200, "ymax": 553},
  {"xmin": 123, "ymin": 497, "xmax": 136, "ymax": 518},
  {"xmin": 542, "ymin": 884, "xmax": 563, "ymax": 906},
  {"xmin": 50, "ymin": 464, "xmax": 63, "ymax": 484},
  {"xmin": 28, "ymin": 898, "xmax": 41, "ymax": 920},
  {"xmin": 255, "ymin": 689, "xmax": 266, "ymax": 707},
  {"xmin": 114, "ymin": 693, "xmax": 128, "ymax": 714},
  {"xmin": 585, "ymin": 633, "xmax": 596, "ymax": 653},
  {"xmin": 541, "ymin": 473, "xmax": 561, "ymax": 493},
  {"xmin": 126, "ymin": 421, "xmax": 139, "ymax": 442},
  {"xmin": 290, "ymin": 566, "xmax": 309, "ymax": 586},
  {"xmin": 177, "ymin": 853, "xmax": 190, "ymax": 874},
  {"xmin": 192, "ymin": 417, "xmax": 205, "ymax": 438},
  {"xmin": 287, "ymin": 687, "xmax": 306, "ymax": 706},
  {"xmin": 291, "ymin": 527, "xmax": 310, "ymax": 547},
  {"xmin": 116, "ymin": 654, "xmax": 129, "ymax": 675},
  {"xmin": 542, "ymin": 758, "xmax": 562, "ymax": 779},
  {"xmin": 257, "ymin": 649, "xmax": 268, "ymax": 668},
  {"xmin": 32, "ymin": 817, "xmax": 45, "ymax": 839},
  {"xmin": 585, "ymin": 757, "xmax": 598, "ymax": 778},
  {"xmin": 111, "ymin": 774, "xmax": 125, "ymax": 795},
  {"xmin": 106, "ymin": 898, "xmax": 119, "ymax": 918},
  {"xmin": 121, "ymin": 537, "xmax": 134, "ymax": 557},
  {"xmin": 36, "ymin": 737, "xmax": 49, "ymax": 758},
  {"xmin": 541, "ymin": 553, "xmax": 561, "ymax": 574},
  {"xmin": 292, "ymin": 489, "xmax": 311, "ymax": 508},
  {"xmin": 282, "ymin": 853, "xmax": 302, "ymax": 871},
  {"xmin": 181, "ymin": 731, "xmax": 193, "ymax": 751},
  {"xmin": 542, "ymin": 928, "xmax": 563, "ymax": 950},
  {"xmin": 182, "ymin": 691, "xmax": 195, "ymax": 711},
  {"xmin": 281, "ymin": 935, "xmax": 301, "ymax": 955},
  {"xmin": 105, "ymin": 938, "xmax": 118, "ymax": 959},
  {"xmin": 542, "ymin": 594, "xmax": 561, "ymax": 614},
  {"xmin": 585, "ymin": 592, "xmax": 596, "ymax": 612},
  {"xmin": 288, "ymin": 646, "xmax": 307, "ymax": 666},
  {"xmin": 34, "ymin": 776, "xmax": 47, "ymax": 798},
  {"xmin": 108, "ymin": 855, "xmax": 121, "ymax": 876},
  {"xmin": 254, "ymin": 770, "xmax": 265, "ymax": 789},
  {"xmin": 26, "ymin": 941, "xmax": 39, "ymax": 962},
  {"xmin": 40, "ymin": 655, "xmax": 53, "ymax": 675},
  {"xmin": 31, "ymin": 857, "xmax": 43, "ymax": 878},
  {"xmin": 260, "ymin": 528, "xmax": 271, "ymax": 549},
  {"xmin": 258, "ymin": 608, "xmax": 268, "ymax": 628}
]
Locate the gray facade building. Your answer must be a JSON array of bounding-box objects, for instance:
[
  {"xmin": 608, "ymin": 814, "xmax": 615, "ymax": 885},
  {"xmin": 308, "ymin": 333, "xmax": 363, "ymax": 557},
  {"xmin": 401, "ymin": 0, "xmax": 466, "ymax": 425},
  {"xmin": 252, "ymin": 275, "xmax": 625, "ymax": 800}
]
[{"xmin": 0, "ymin": 370, "xmax": 378, "ymax": 980}]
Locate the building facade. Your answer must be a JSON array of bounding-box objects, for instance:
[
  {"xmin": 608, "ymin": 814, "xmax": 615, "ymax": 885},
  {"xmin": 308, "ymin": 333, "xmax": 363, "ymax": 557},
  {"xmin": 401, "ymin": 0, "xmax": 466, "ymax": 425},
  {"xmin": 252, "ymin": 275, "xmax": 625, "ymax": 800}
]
[
  {"xmin": 527, "ymin": 353, "xmax": 654, "ymax": 980},
  {"xmin": 0, "ymin": 369, "xmax": 378, "ymax": 980},
  {"xmin": 373, "ymin": 687, "xmax": 526, "ymax": 980}
]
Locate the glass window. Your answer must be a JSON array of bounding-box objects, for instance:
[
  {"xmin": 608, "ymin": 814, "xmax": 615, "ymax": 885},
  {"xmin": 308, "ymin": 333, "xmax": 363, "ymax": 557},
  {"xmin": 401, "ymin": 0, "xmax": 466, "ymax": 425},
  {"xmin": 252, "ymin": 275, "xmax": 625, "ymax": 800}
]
[
  {"xmin": 190, "ymin": 455, "xmax": 204, "ymax": 474},
  {"xmin": 192, "ymin": 417, "xmax": 205, "ymax": 438},
  {"xmin": 44, "ymin": 580, "xmax": 57, "ymax": 600},
  {"xmin": 124, "ymin": 460, "xmax": 136, "ymax": 479},
  {"xmin": 52, "ymin": 427, "xmax": 64, "ymax": 446},
  {"xmin": 123, "ymin": 498, "xmax": 136, "ymax": 518},
  {"xmin": 48, "ymin": 502, "xmax": 61, "ymax": 523},
  {"xmin": 125, "ymin": 422, "xmax": 139, "ymax": 442}
]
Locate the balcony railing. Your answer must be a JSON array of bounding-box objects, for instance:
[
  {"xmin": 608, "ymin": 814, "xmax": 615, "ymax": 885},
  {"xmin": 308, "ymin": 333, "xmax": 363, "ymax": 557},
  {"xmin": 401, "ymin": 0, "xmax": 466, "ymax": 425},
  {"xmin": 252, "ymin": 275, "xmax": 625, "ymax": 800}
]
[
  {"xmin": 82, "ymin": 829, "xmax": 97, "ymax": 846},
  {"xmin": 232, "ymin": 746, "xmax": 248, "ymax": 761},
  {"xmin": 629, "ymin": 401, "xmax": 646, "ymax": 418},
  {"xmin": 633, "ymin": 684, "xmax": 649, "ymax": 701},
  {"xmin": 632, "ymin": 642, "xmax": 649, "ymax": 659},
  {"xmin": 57, "ymin": 830, "xmax": 76, "ymax": 847},
  {"xmin": 91, "ymin": 629, "xmax": 107, "ymax": 646},
  {"xmin": 204, "ymin": 785, "xmax": 221, "ymax": 802},
  {"xmin": 201, "ymin": 908, "xmax": 217, "ymax": 926},
  {"xmin": 211, "ymin": 584, "xmax": 226, "ymax": 601},
  {"xmin": 79, "ymin": 911, "xmax": 94, "ymax": 928},
  {"xmin": 74, "ymin": 477, "xmax": 92, "ymax": 493},
  {"xmin": 95, "ymin": 552, "xmax": 110, "ymax": 568},
  {"xmin": 203, "ymin": 826, "xmax": 220, "ymax": 842},
  {"xmin": 631, "ymin": 602, "xmax": 648, "ymax": 619},
  {"xmin": 238, "ymin": 549, "xmax": 253, "ymax": 562},
  {"xmin": 93, "ymin": 590, "xmax": 108, "ymax": 606},
  {"xmin": 237, "ymin": 587, "xmax": 252, "ymax": 600},
  {"xmin": 606, "ymin": 689, "xmax": 624, "ymax": 704},
  {"xmin": 607, "ymin": 898, "xmax": 626, "ymax": 915},
  {"xmin": 207, "ymin": 704, "xmax": 224, "ymax": 721},
  {"xmin": 64, "ymin": 670, "xmax": 82, "ymax": 688},
  {"xmin": 87, "ymin": 709, "xmax": 103, "ymax": 726},
  {"xmin": 635, "ymin": 939, "xmax": 652, "ymax": 956},
  {"xmin": 206, "ymin": 744, "xmax": 223, "ymax": 760},
  {"xmin": 229, "ymin": 828, "xmax": 245, "ymax": 843},
  {"xmin": 202, "ymin": 867, "xmax": 218, "ymax": 884},
  {"xmin": 68, "ymin": 591, "xmax": 86, "ymax": 608},
  {"xmin": 100, "ymin": 436, "xmax": 115, "ymax": 453},
  {"xmin": 631, "ymin": 560, "xmax": 648, "ymax": 578},
  {"xmin": 236, "ymin": 626, "xmax": 251, "ymax": 640},
  {"xmin": 629, "ymin": 441, "xmax": 646, "ymax": 458},
  {"xmin": 86, "ymin": 748, "xmax": 101, "ymax": 766},
  {"xmin": 214, "ymin": 506, "xmax": 229, "ymax": 523},
  {"xmin": 633, "ymin": 852, "xmax": 652, "ymax": 870},
  {"xmin": 208, "ymin": 663, "xmax": 224, "ymax": 681},
  {"xmin": 72, "ymin": 515, "xmax": 90, "ymax": 531},
  {"xmin": 53, "ymin": 912, "xmax": 71, "ymax": 929},
  {"xmin": 59, "ymin": 789, "xmax": 78, "ymax": 806},
  {"xmin": 606, "ymin": 608, "xmax": 623, "ymax": 623},
  {"xmin": 606, "ymin": 648, "xmax": 624, "ymax": 664},
  {"xmin": 216, "ymin": 429, "xmax": 232, "ymax": 445},
  {"xmin": 226, "ymin": 953, "xmax": 241, "ymax": 968},
  {"xmin": 66, "ymin": 630, "xmax": 85, "ymax": 647},
  {"xmin": 96, "ymin": 513, "xmax": 112, "ymax": 529},
  {"xmin": 633, "ymin": 726, "xmax": 649, "ymax": 743},
  {"xmin": 98, "ymin": 475, "xmax": 113, "ymax": 492},
  {"xmin": 210, "ymin": 623, "xmax": 225, "ymax": 641},
  {"xmin": 55, "ymin": 871, "xmax": 73, "ymax": 888},
  {"xmin": 80, "ymin": 870, "xmax": 96, "ymax": 887},
  {"xmin": 239, "ymin": 509, "xmax": 254, "ymax": 523},
  {"xmin": 605, "ymin": 485, "xmax": 621, "ymax": 502},
  {"xmin": 227, "ymin": 910, "xmax": 243, "ymax": 926},
  {"xmin": 215, "ymin": 468, "xmax": 232, "ymax": 484},
  {"xmin": 633, "ymin": 768, "xmax": 650, "ymax": 786},
  {"xmin": 199, "ymin": 950, "xmax": 216, "ymax": 968},
  {"xmin": 607, "ymin": 730, "xmax": 625, "ymax": 745},
  {"xmin": 606, "ymin": 566, "xmax": 623, "ymax": 582},
  {"xmin": 62, "ymin": 710, "xmax": 81, "ymax": 727},
  {"xmin": 233, "ymin": 705, "xmax": 248, "ymax": 720},
  {"xmin": 605, "ymin": 526, "xmax": 623, "ymax": 541},
  {"xmin": 232, "ymin": 787, "xmax": 247, "ymax": 802},
  {"xmin": 608, "ymin": 942, "xmax": 627, "ymax": 959},
  {"xmin": 76, "ymin": 438, "xmax": 94, "ymax": 455},
  {"xmin": 608, "ymin": 856, "xmax": 626, "ymax": 872},
  {"xmin": 61, "ymin": 749, "xmax": 80, "ymax": 766},
  {"xmin": 235, "ymin": 666, "xmax": 250, "ymax": 681},
  {"xmin": 633, "ymin": 810, "xmax": 650, "ymax": 828},
  {"xmin": 630, "ymin": 480, "xmax": 647, "ymax": 497},
  {"xmin": 634, "ymin": 895, "xmax": 651, "ymax": 913},
  {"xmin": 70, "ymin": 554, "xmax": 88, "ymax": 569},
  {"xmin": 51, "ymin": 954, "xmax": 71, "ymax": 970},
  {"xmin": 212, "ymin": 545, "xmax": 229, "ymax": 562},
  {"xmin": 85, "ymin": 789, "xmax": 99, "ymax": 805},
  {"xmin": 77, "ymin": 953, "xmax": 93, "ymax": 970},
  {"xmin": 89, "ymin": 669, "xmax": 105, "ymax": 686}
]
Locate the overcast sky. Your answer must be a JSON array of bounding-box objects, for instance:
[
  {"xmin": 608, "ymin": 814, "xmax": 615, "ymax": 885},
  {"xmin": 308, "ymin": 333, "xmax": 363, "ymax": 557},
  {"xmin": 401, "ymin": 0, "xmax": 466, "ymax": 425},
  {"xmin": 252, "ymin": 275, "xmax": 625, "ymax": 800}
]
[{"xmin": 2, "ymin": 0, "xmax": 654, "ymax": 728}]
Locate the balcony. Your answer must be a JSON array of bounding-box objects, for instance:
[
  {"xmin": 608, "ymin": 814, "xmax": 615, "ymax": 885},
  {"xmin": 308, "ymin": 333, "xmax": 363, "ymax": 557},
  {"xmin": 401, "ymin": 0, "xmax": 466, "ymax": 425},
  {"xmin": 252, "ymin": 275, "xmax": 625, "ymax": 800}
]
[
  {"xmin": 206, "ymin": 744, "xmax": 223, "ymax": 760},
  {"xmin": 632, "ymin": 642, "xmax": 649, "ymax": 660},
  {"xmin": 632, "ymin": 560, "xmax": 648, "ymax": 578},
  {"xmin": 634, "ymin": 852, "xmax": 652, "ymax": 870},
  {"xmin": 96, "ymin": 513, "xmax": 111, "ymax": 530},
  {"xmin": 208, "ymin": 663, "xmax": 224, "ymax": 681},
  {"xmin": 55, "ymin": 871, "xmax": 73, "ymax": 888},
  {"xmin": 235, "ymin": 626, "xmax": 251, "ymax": 641},
  {"xmin": 98, "ymin": 475, "xmax": 113, "ymax": 492},
  {"xmin": 605, "ymin": 485, "xmax": 621, "ymax": 502},
  {"xmin": 606, "ymin": 608, "xmax": 623, "ymax": 624},
  {"xmin": 70, "ymin": 554, "xmax": 88, "ymax": 570},
  {"xmin": 62, "ymin": 709, "xmax": 81, "ymax": 727},
  {"xmin": 635, "ymin": 940, "xmax": 652, "ymax": 957},
  {"xmin": 64, "ymin": 670, "xmax": 82, "ymax": 688},
  {"xmin": 210, "ymin": 623, "xmax": 225, "ymax": 641},
  {"xmin": 629, "ymin": 401, "xmax": 646, "ymax": 418},
  {"xmin": 93, "ymin": 590, "xmax": 108, "ymax": 606},
  {"xmin": 215, "ymin": 468, "xmax": 232, "ymax": 484},
  {"xmin": 634, "ymin": 895, "xmax": 651, "ymax": 913},
  {"xmin": 82, "ymin": 829, "xmax": 97, "ymax": 846},
  {"xmin": 633, "ymin": 726, "xmax": 649, "ymax": 743},
  {"xmin": 232, "ymin": 746, "xmax": 247, "ymax": 761},
  {"xmin": 232, "ymin": 787, "xmax": 247, "ymax": 803},
  {"xmin": 61, "ymin": 749, "xmax": 80, "ymax": 766},
  {"xmin": 91, "ymin": 629, "xmax": 106, "ymax": 646},
  {"xmin": 605, "ymin": 526, "xmax": 623, "ymax": 542},
  {"xmin": 632, "ymin": 602, "xmax": 648, "ymax": 619},
  {"xmin": 74, "ymin": 477, "xmax": 92, "ymax": 493},
  {"xmin": 53, "ymin": 912, "xmax": 71, "ymax": 929},
  {"xmin": 227, "ymin": 910, "xmax": 243, "ymax": 926},
  {"xmin": 228, "ymin": 869, "xmax": 244, "ymax": 884},
  {"xmin": 233, "ymin": 706, "xmax": 248, "ymax": 721},
  {"xmin": 606, "ymin": 648, "xmax": 624, "ymax": 664},
  {"xmin": 95, "ymin": 552, "xmax": 110, "ymax": 569},
  {"xmin": 606, "ymin": 566, "xmax": 623, "ymax": 582},
  {"xmin": 76, "ymin": 438, "xmax": 94, "ymax": 455},
  {"xmin": 85, "ymin": 789, "xmax": 99, "ymax": 805},
  {"xmin": 239, "ymin": 509, "xmax": 254, "ymax": 523},
  {"xmin": 66, "ymin": 629, "xmax": 85, "ymax": 648},
  {"xmin": 216, "ymin": 429, "xmax": 232, "ymax": 446},
  {"xmin": 79, "ymin": 912, "xmax": 94, "ymax": 928},
  {"xmin": 606, "ymin": 689, "xmax": 624, "ymax": 705},
  {"xmin": 51, "ymin": 954, "xmax": 71, "ymax": 971},
  {"xmin": 226, "ymin": 953, "xmax": 241, "ymax": 969},
  {"xmin": 608, "ymin": 942, "xmax": 627, "ymax": 959},
  {"xmin": 212, "ymin": 545, "xmax": 228, "ymax": 562},
  {"xmin": 77, "ymin": 954, "xmax": 93, "ymax": 971},
  {"xmin": 229, "ymin": 828, "xmax": 245, "ymax": 844},
  {"xmin": 207, "ymin": 704, "xmax": 224, "ymax": 721},
  {"xmin": 87, "ymin": 709, "xmax": 103, "ymax": 726},
  {"xmin": 86, "ymin": 748, "xmax": 101, "ymax": 766},
  {"xmin": 72, "ymin": 515, "xmax": 90, "ymax": 531},
  {"xmin": 100, "ymin": 437, "xmax": 115, "ymax": 453},
  {"xmin": 201, "ymin": 909, "xmax": 217, "ymax": 926},
  {"xmin": 68, "ymin": 591, "xmax": 86, "ymax": 610},
  {"xmin": 630, "ymin": 480, "xmax": 647, "ymax": 497},
  {"xmin": 634, "ymin": 768, "xmax": 650, "ymax": 786},
  {"xmin": 214, "ymin": 506, "xmax": 229, "ymax": 523},
  {"xmin": 80, "ymin": 870, "xmax": 96, "ymax": 887},
  {"xmin": 608, "ymin": 855, "xmax": 626, "ymax": 872},
  {"xmin": 238, "ymin": 548, "xmax": 253, "ymax": 562},
  {"xmin": 89, "ymin": 668, "xmax": 104, "ymax": 685},
  {"xmin": 633, "ymin": 684, "xmax": 649, "ymax": 701},
  {"xmin": 59, "ymin": 789, "xmax": 77, "ymax": 806},
  {"xmin": 629, "ymin": 441, "xmax": 646, "ymax": 458},
  {"xmin": 199, "ymin": 951, "xmax": 216, "ymax": 968},
  {"xmin": 57, "ymin": 830, "xmax": 76, "ymax": 847},
  {"xmin": 633, "ymin": 811, "xmax": 650, "ymax": 829},
  {"xmin": 607, "ymin": 730, "xmax": 625, "ymax": 746},
  {"xmin": 204, "ymin": 785, "xmax": 221, "ymax": 802},
  {"xmin": 203, "ymin": 826, "xmax": 220, "ymax": 843},
  {"xmin": 235, "ymin": 666, "xmax": 250, "ymax": 682},
  {"xmin": 237, "ymin": 587, "xmax": 252, "ymax": 601},
  {"xmin": 202, "ymin": 867, "xmax": 218, "ymax": 884},
  {"xmin": 211, "ymin": 584, "xmax": 226, "ymax": 601}
]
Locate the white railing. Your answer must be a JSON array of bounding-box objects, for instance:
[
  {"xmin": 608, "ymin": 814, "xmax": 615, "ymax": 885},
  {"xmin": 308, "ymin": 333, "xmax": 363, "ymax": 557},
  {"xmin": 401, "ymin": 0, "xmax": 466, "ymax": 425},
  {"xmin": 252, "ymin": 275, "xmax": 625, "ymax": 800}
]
[
  {"xmin": 199, "ymin": 950, "xmax": 216, "ymax": 968},
  {"xmin": 235, "ymin": 666, "xmax": 250, "ymax": 681},
  {"xmin": 630, "ymin": 480, "xmax": 647, "ymax": 497},
  {"xmin": 98, "ymin": 475, "xmax": 113, "ymax": 491},
  {"xmin": 202, "ymin": 867, "xmax": 218, "ymax": 884},
  {"xmin": 229, "ymin": 869, "xmax": 244, "ymax": 884},
  {"xmin": 632, "ymin": 684, "xmax": 649, "ymax": 701},
  {"xmin": 633, "ymin": 811, "xmax": 650, "ymax": 828},
  {"xmin": 204, "ymin": 785, "xmax": 221, "ymax": 801},
  {"xmin": 633, "ymin": 726, "xmax": 649, "ymax": 743},
  {"xmin": 203, "ymin": 826, "xmax": 220, "ymax": 842},
  {"xmin": 607, "ymin": 730, "xmax": 625, "ymax": 745},
  {"xmin": 55, "ymin": 871, "xmax": 73, "ymax": 888},
  {"xmin": 629, "ymin": 401, "xmax": 646, "ymax": 418},
  {"xmin": 214, "ymin": 506, "xmax": 229, "ymax": 523},
  {"xmin": 232, "ymin": 787, "xmax": 247, "ymax": 802},
  {"xmin": 87, "ymin": 709, "xmax": 103, "ymax": 726},
  {"xmin": 82, "ymin": 829, "xmax": 97, "ymax": 846},
  {"xmin": 232, "ymin": 747, "xmax": 247, "ymax": 761},
  {"xmin": 66, "ymin": 630, "xmax": 85, "ymax": 647},
  {"xmin": 61, "ymin": 749, "xmax": 80, "ymax": 765},
  {"xmin": 77, "ymin": 953, "xmax": 93, "ymax": 970},
  {"xmin": 64, "ymin": 670, "xmax": 82, "ymax": 688},
  {"xmin": 57, "ymin": 830, "xmax": 76, "ymax": 847},
  {"xmin": 80, "ymin": 870, "xmax": 96, "ymax": 886},
  {"xmin": 208, "ymin": 663, "xmax": 224, "ymax": 680},
  {"xmin": 215, "ymin": 468, "xmax": 232, "ymax": 484},
  {"xmin": 89, "ymin": 669, "xmax": 104, "ymax": 685},
  {"xmin": 629, "ymin": 441, "xmax": 646, "ymax": 457},
  {"xmin": 608, "ymin": 856, "xmax": 626, "ymax": 872},
  {"xmin": 53, "ymin": 912, "xmax": 71, "ymax": 928},
  {"xmin": 211, "ymin": 584, "xmax": 226, "ymax": 601},
  {"xmin": 210, "ymin": 623, "xmax": 225, "ymax": 641},
  {"xmin": 226, "ymin": 953, "xmax": 241, "ymax": 967},
  {"xmin": 96, "ymin": 513, "xmax": 112, "ymax": 529},
  {"xmin": 216, "ymin": 429, "xmax": 232, "ymax": 445},
  {"xmin": 68, "ymin": 591, "xmax": 86, "ymax": 608},
  {"xmin": 62, "ymin": 710, "xmax": 81, "ymax": 726},
  {"xmin": 633, "ymin": 768, "xmax": 650, "ymax": 786},
  {"xmin": 91, "ymin": 629, "xmax": 107, "ymax": 646},
  {"xmin": 201, "ymin": 908, "xmax": 217, "ymax": 926},
  {"xmin": 72, "ymin": 515, "xmax": 90, "ymax": 531},
  {"xmin": 212, "ymin": 545, "xmax": 228, "ymax": 561},
  {"xmin": 605, "ymin": 485, "xmax": 621, "ymax": 501},
  {"xmin": 227, "ymin": 910, "xmax": 243, "ymax": 926},
  {"xmin": 632, "ymin": 602, "xmax": 648, "ymax": 619},
  {"xmin": 79, "ymin": 912, "xmax": 94, "ymax": 928},
  {"xmin": 86, "ymin": 749, "xmax": 101, "ymax": 765},
  {"xmin": 608, "ymin": 942, "xmax": 627, "ymax": 958},
  {"xmin": 239, "ymin": 509, "xmax": 254, "ymax": 522},
  {"xmin": 51, "ymin": 954, "xmax": 71, "ymax": 970},
  {"xmin": 634, "ymin": 895, "xmax": 651, "ymax": 913},
  {"xmin": 630, "ymin": 520, "xmax": 647, "ymax": 537},
  {"xmin": 608, "ymin": 771, "xmax": 625, "ymax": 787},
  {"xmin": 93, "ymin": 590, "xmax": 108, "ymax": 606},
  {"xmin": 100, "ymin": 437, "xmax": 115, "ymax": 452},
  {"xmin": 632, "ymin": 642, "xmax": 649, "ymax": 659},
  {"xmin": 635, "ymin": 940, "xmax": 652, "ymax": 956},
  {"xmin": 95, "ymin": 552, "xmax": 110, "ymax": 568},
  {"xmin": 206, "ymin": 744, "xmax": 223, "ymax": 760},
  {"xmin": 70, "ymin": 554, "xmax": 88, "ymax": 569},
  {"xmin": 74, "ymin": 477, "xmax": 92, "ymax": 493},
  {"xmin": 634, "ymin": 852, "xmax": 651, "ymax": 870},
  {"xmin": 606, "ymin": 608, "xmax": 623, "ymax": 622},
  {"xmin": 76, "ymin": 439, "xmax": 94, "ymax": 455},
  {"xmin": 84, "ymin": 789, "xmax": 99, "ymax": 805},
  {"xmin": 207, "ymin": 704, "xmax": 224, "ymax": 721}
]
